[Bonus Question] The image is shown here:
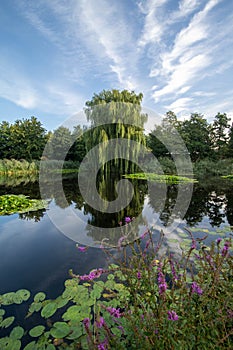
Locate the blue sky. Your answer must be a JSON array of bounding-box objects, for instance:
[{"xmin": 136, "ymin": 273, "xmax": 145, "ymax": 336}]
[{"xmin": 0, "ymin": 0, "xmax": 233, "ymax": 131}]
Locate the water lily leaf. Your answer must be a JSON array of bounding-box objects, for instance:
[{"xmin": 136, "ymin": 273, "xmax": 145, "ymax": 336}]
[
  {"xmin": 34, "ymin": 292, "xmax": 46, "ymax": 302},
  {"xmin": 0, "ymin": 309, "xmax": 5, "ymax": 316},
  {"xmin": 13, "ymin": 290, "xmax": 30, "ymax": 304},
  {"xmin": 29, "ymin": 325, "xmax": 45, "ymax": 337},
  {"xmin": 29, "ymin": 301, "xmax": 42, "ymax": 314},
  {"xmin": 45, "ymin": 345, "xmax": 56, "ymax": 350},
  {"xmin": 55, "ymin": 296, "xmax": 69, "ymax": 309},
  {"xmin": 62, "ymin": 305, "xmax": 82, "ymax": 321},
  {"xmin": 0, "ymin": 337, "xmax": 21, "ymax": 350},
  {"xmin": 1, "ymin": 316, "xmax": 15, "ymax": 328},
  {"xmin": 24, "ymin": 341, "xmax": 37, "ymax": 350},
  {"xmin": 66, "ymin": 323, "xmax": 83, "ymax": 340},
  {"xmin": 10, "ymin": 326, "xmax": 24, "ymax": 340},
  {"xmin": 41, "ymin": 302, "xmax": 58, "ymax": 318},
  {"xmin": 1, "ymin": 292, "xmax": 15, "ymax": 305},
  {"xmin": 50, "ymin": 322, "xmax": 70, "ymax": 338}
]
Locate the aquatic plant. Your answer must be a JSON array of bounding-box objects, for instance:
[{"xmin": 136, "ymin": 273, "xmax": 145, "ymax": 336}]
[
  {"xmin": 124, "ymin": 172, "xmax": 197, "ymax": 183},
  {"xmin": 0, "ymin": 226, "xmax": 232, "ymax": 349},
  {"xmin": 0, "ymin": 195, "xmax": 48, "ymax": 215}
]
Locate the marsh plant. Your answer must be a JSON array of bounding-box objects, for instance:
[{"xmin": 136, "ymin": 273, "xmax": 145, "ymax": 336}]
[{"xmin": 0, "ymin": 223, "xmax": 232, "ymax": 349}]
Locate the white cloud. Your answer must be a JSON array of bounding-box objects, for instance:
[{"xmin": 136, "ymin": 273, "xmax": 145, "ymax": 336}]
[
  {"xmin": 151, "ymin": 0, "xmax": 222, "ymax": 101},
  {"xmin": 138, "ymin": 0, "xmax": 168, "ymax": 47},
  {"xmin": 166, "ymin": 97, "xmax": 193, "ymax": 114}
]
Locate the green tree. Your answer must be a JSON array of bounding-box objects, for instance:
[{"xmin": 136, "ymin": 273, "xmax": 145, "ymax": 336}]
[
  {"xmin": 84, "ymin": 89, "xmax": 147, "ymax": 173},
  {"xmin": 181, "ymin": 113, "xmax": 213, "ymax": 162},
  {"xmin": 227, "ymin": 123, "xmax": 233, "ymax": 158},
  {"xmin": 68, "ymin": 125, "xmax": 87, "ymax": 162},
  {"xmin": 0, "ymin": 121, "xmax": 11, "ymax": 158},
  {"xmin": 211, "ymin": 113, "xmax": 230, "ymax": 159},
  {"xmin": 46, "ymin": 126, "xmax": 73, "ymax": 160},
  {"xmin": 0, "ymin": 117, "xmax": 47, "ymax": 161},
  {"xmin": 147, "ymin": 111, "xmax": 182, "ymax": 158}
]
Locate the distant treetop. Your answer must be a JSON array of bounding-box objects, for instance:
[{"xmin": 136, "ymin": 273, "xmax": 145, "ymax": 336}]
[{"xmin": 85, "ymin": 89, "xmax": 143, "ymax": 107}]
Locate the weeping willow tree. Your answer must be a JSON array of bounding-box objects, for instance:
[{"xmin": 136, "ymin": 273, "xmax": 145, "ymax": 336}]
[{"xmin": 84, "ymin": 89, "xmax": 148, "ymax": 174}]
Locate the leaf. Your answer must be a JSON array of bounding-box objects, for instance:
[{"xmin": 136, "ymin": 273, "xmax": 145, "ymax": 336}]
[
  {"xmin": 66, "ymin": 324, "xmax": 83, "ymax": 340},
  {"xmin": 13, "ymin": 290, "xmax": 30, "ymax": 304},
  {"xmin": 0, "ymin": 309, "xmax": 5, "ymax": 316},
  {"xmin": 10, "ymin": 326, "xmax": 24, "ymax": 340},
  {"xmin": 24, "ymin": 341, "xmax": 37, "ymax": 350},
  {"xmin": 29, "ymin": 301, "xmax": 42, "ymax": 314},
  {"xmin": 62, "ymin": 305, "xmax": 82, "ymax": 322},
  {"xmin": 41, "ymin": 302, "xmax": 58, "ymax": 318},
  {"xmin": 50, "ymin": 322, "xmax": 70, "ymax": 339},
  {"xmin": 1, "ymin": 292, "xmax": 15, "ymax": 305},
  {"xmin": 29, "ymin": 325, "xmax": 45, "ymax": 337},
  {"xmin": 45, "ymin": 345, "xmax": 56, "ymax": 350},
  {"xmin": 34, "ymin": 292, "xmax": 46, "ymax": 302},
  {"xmin": 55, "ymin": 296, "xmax": 69, "ymax": 309},
  {"xmin": 1, "ymin": 316, "xmax": 15, "ymax": 328}
]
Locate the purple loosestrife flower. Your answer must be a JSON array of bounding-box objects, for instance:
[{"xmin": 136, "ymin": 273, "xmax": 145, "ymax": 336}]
[
  {"xmin": 95, "ymin": 316, "xmax": 105, "ymax": 328},
  {"xmin": 83, "ymin": 317, "xmax": 90, "ymax": 328},
  {"xmin": 118, "ymin": 235, "xmax": 127, "ymax": 247},
  {"xmin": 191, "ymin": 240, "xmax": 197, "ymax": 249},
  {"xmin": 79, "ymin": 268, "xmax": 104, "ymax": 281},
  {"xmin": 125, "ymin": 216, "xmax": 131, "ymax": 224},
  {"xmin": 106, "ymin": 307, "xmax": 121, "ymax": 318},
  {"xmin": 158, "ymin": 266, "xmax": 167, "ymax": 295},
  {"xmin": 137, "ymin": 271, "xmax": 141, "ymax": 279},
  {"xmin": 98, "ymin": 338, "xmax": 108, "ymax": 350},
  {"xmin": 216, "ymin": 238, "xmax": 222, "ymax": 245},
  {"xmin": 191, "ymin": 281, "xmax": 203, "ymax": 295},
  {"xmin": 167, "ymin": 310, "xmax": 179, "ymax": 321},
  {"xmin": 76, "ymin": 245, "xmax": 88, "ymax": 252},
  {"xmin": 140, "ymin": 230, "xmax": 149, "ymax": 239},
  {"xmin": 221, "ymin": 240, "xmax": 231, "ymax": 257}
]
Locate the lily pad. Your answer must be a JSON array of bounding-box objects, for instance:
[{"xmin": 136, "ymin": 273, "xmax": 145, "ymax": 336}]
[
  {"xmin": 50, "ymin": 322, "xmax": 70, "ymax": 338},
  {"xmin": 29, "ymin": 325, "xmax": 45, "ymax": 338},
  {"xmin": 0, "ymin": 194, "xmax": 48, "ymax": 215}
]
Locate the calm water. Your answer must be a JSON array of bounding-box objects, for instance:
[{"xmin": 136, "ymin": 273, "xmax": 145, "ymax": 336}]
[{"xmin": 0, "ymin": 174, "xmax": 233, "ymax": 298}]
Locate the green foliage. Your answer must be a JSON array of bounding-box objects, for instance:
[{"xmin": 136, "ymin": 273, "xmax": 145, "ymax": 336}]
[
  {"xmin": 0, "ymin": 117, "xmax": 47, "ymax": 161},
  {"xmin": 0, "ymin": 195, "xmax": 48, "ymax": 215},
  {"xmin": 0, "ymin": 228, "xmax": 232, "ymax": 349},
  {"xmin": 194, "ymin": 158, "xmax": 233, "ymax": 178},
  {"xmin": 124, "ymin": 173, "xmax": 197, "ymax": 183}
]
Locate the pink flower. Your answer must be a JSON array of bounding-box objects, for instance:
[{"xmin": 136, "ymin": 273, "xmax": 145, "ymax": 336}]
[
  {"xmin": 95, "ymin": 316, "xmax": 105, "ymax": 328},
  {"xmin": 77, "ymin": 245, "xmax": 87, "ymax": 252},
  {"xmin": 125, "ymin": 217, "xmax": 131, "ymax": 223},
  {"xmin": 106, "ymin": 307, "xmax": 121, "ymax": 318},
  {"xmin": 191, "ymin": 281, "xmax": 203, "ymax": 295},
  {"xmin": 167, "ymin": 310, "xmax": 179, "ymax": 321},
  {"xmin": 137, "ymin": 271, "xmax": 141, "ymax": 279}
]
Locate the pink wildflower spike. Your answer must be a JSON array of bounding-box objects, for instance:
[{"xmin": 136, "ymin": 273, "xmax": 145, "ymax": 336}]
[
  {"xmin": 76, "ymin": 245, "xmax": 88, "ymax": 252},
  {"xmin": 167, "ymin": 310, "xmax": 179, "ymax": 321},
  {"xmin": 125, "ymin": 217, "xmax": 131, "ymax": 224},
  {"xmin": 137, "ymin": 271, "xmax": 141, "ymax": 279}
]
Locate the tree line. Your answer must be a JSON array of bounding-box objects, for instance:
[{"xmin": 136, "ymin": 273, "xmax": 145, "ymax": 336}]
[{"xmin": 0, "ymin": 89, "xmax": 232, "ymax": 163}]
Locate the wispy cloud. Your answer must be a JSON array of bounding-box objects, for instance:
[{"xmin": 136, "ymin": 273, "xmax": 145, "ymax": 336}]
[
  {"xmin": 138, "ymin": 0, "xmax": 168, "ymax": 46},
  {"xmin": 151, "ymin": 0, "xmax": 223, "ymax": 102}
]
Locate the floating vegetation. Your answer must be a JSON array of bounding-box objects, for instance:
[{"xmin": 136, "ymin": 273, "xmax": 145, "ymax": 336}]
[
  {"xmin": 0, "ymin": 195, "xmax": 48, "ymax": 215},
  {"xmin": 222, "ymin": 175, "xmax": 233, "ymax": 180},
  {"xmin": 124, "ymin": 172, "xmax": 197, "ymax": 183}
]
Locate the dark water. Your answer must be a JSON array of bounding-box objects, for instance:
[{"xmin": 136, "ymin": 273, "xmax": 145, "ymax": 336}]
[{"xmin": 0, "ymin": 174, "xmax": 233, "ymax": 298}]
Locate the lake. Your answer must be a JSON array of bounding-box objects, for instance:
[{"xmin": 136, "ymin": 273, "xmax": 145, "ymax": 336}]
[{"xmin": 0, "ymin": 173, "xmax": 233, "ymax": 299}]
